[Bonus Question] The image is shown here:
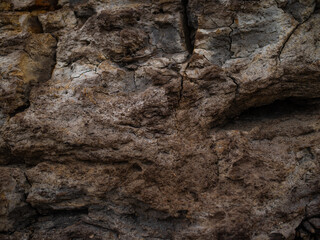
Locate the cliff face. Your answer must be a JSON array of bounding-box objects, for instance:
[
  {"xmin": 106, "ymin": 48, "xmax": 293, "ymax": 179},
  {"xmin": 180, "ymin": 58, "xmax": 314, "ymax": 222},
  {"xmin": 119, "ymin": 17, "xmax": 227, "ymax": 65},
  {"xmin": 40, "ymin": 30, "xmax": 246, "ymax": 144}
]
[{"xmin": 0, "ymin": 0, "xmax": 320, "ymax": 239}]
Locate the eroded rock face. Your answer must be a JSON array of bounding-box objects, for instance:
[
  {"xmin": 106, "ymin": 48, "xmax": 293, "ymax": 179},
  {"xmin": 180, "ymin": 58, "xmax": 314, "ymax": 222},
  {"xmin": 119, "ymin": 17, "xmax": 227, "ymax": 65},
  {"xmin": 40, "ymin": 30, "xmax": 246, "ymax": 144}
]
[{"xmin": 0, "ymin": 0, "xmax": 319, "ymax": 239}]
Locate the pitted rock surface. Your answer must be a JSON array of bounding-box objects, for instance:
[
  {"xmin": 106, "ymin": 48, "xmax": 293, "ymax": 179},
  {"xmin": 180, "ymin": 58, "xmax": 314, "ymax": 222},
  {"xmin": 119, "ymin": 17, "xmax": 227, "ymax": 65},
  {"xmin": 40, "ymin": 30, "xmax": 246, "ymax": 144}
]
[{"xmin": 0, "ymin": 0, "xmax": 320, "ymax": 239}]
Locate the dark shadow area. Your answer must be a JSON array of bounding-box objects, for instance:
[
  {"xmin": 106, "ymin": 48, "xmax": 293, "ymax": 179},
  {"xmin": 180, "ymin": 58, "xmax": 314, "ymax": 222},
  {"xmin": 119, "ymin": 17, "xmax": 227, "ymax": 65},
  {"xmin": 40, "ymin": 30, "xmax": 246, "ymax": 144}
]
[
  {"xmin": 181, "ymin": 0, "xmax": 197, "ymax": 54},
  {"xmin": 295, "ymin": 214, "xmax": 320, "ymax": 240},
  {"xmin": 9, "ymin": 100, "xmax": 30, "ymax": 118},
  {"xmin": 221, "ymin": 97, "xmax": 320, "ymax": 131}
]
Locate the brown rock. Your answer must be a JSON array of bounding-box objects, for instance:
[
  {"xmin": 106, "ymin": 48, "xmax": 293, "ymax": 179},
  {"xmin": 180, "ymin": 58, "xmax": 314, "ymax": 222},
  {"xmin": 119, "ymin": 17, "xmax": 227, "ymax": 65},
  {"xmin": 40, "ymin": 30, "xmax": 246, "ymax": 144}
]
[
  {"xmin": 0, "ymin": 167, "xmax": 36, "ymax": 232},
  {"xmin": 0, "ymin": 0, "xmax": 320, "ymax": 239}
]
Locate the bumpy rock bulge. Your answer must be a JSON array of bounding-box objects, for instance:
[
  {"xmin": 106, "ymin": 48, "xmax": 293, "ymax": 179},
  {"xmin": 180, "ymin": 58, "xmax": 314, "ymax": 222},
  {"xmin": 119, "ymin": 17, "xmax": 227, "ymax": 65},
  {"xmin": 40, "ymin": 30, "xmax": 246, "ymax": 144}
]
[{"xmin": 0, "ymin": 0, "xmax": 320, "ymax": 239}]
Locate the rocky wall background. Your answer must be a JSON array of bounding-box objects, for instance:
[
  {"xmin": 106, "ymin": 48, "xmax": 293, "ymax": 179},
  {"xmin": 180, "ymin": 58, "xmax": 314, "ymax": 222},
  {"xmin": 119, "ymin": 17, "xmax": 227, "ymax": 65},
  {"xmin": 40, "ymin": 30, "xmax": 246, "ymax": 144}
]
[{"xmin": 0, "ymin": 0, "xmax": 320, "ymax": 239}]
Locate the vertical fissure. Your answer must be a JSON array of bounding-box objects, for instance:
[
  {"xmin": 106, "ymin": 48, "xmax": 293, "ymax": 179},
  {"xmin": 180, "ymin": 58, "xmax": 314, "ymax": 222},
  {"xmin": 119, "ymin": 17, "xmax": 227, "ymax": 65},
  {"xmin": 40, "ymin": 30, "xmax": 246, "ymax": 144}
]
[
  {"xmin": 277, "ymin": 7, "xmax": 315, "ymax": 61},
  {"xmin": 228, "ymin": 17, "xmax": 235, "ymax": 53},
  {"xmin": 179, "ymin": 0, "xmax": 197, "ymax": 107},
  {"xmin": 181, "ymin": 0, "xmax": 195, "ymax": 54},
  {"xmin": 178, "ymin": 75, "xmax": 184, "ymax": 105}
]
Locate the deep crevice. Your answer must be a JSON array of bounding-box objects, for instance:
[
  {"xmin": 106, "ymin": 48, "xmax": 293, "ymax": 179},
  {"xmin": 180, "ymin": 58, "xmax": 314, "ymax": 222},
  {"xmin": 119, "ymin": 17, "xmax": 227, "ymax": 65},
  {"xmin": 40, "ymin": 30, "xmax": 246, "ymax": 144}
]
[
  {"xmin": 229, "ymin": 75, "xmax": 239, "ymax": 96},
  {"xmin": 221, "ymin": 97, "xmax": 320, "ymax": 130},
  {"xmin": 178, "ymin": 75, "xmax": 184, "ymax": 105},
  {"xmin": 39, "ymin": 208, "xmax": 89, "ymax": 217},
  {"xmin": 228, "ymin": 17, "xmax": 235, "ymax": 55},
  {"xmin": 9, "ymin": 100, "xmax": 30, "ymax": 118},
  {"xmin": 181, "ymin": 0, "xmax": 196, "ymax": 54}
]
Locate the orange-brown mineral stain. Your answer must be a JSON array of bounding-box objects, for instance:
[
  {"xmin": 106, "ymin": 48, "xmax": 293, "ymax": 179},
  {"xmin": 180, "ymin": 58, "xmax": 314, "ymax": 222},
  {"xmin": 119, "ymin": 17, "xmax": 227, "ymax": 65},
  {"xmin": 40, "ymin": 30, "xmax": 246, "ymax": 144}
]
[{"xmin": 35, "ymin": 0, "xmax": 56, "ymax": 10}]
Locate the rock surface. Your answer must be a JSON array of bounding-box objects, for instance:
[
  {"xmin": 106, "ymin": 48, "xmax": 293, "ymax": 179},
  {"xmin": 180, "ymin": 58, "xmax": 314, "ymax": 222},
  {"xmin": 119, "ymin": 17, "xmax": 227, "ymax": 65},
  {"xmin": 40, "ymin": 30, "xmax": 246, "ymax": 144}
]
[{"xmin": 0, "ymin": 0, "xmax": 320, "ymax": 239}]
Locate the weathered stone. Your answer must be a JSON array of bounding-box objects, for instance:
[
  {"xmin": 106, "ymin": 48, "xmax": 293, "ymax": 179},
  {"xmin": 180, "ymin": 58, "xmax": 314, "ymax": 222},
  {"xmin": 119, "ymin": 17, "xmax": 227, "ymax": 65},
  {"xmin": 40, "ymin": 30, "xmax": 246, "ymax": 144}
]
[
  {"xmin": 0, "ymin": 0, "xmax": 320, "ymax": 239},
  {"xmin": 0, "ymin": 167, "xmax": 36, "ymax": 232}
]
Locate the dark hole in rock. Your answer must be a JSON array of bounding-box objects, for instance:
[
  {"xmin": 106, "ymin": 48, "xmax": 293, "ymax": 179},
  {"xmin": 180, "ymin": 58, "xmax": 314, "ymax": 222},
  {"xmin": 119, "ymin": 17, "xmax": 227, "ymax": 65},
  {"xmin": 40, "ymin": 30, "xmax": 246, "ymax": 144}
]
[
  {"xmin": 177, "ymin": 210, "xmax": 188, "ymax": 216},
  {"xmin": 74, "ymin": 7, "xmax": 96, "ymax": 22},
  {"xmin": 240, "ymin": 98, "xmax": 318, "ymax": 119},
  {"xmin": 295, "ymin": 214, "xmax": 320, "ymax": 240},
  {"xmin": 223, "ymin": 98, "xmax": 320, "ymax": 130},
  {"xmin": 131, "ymin": 163, "xmax": 142, "ymax": 172}
]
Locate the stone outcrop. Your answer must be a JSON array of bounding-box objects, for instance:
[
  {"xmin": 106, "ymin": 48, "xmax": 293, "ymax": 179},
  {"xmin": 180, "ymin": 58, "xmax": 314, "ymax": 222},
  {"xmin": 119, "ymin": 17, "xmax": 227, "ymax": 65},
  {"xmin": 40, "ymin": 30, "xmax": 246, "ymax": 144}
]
[{"xmin": 0, "ymin": 0, "xmax": 319, "ymax": 239}]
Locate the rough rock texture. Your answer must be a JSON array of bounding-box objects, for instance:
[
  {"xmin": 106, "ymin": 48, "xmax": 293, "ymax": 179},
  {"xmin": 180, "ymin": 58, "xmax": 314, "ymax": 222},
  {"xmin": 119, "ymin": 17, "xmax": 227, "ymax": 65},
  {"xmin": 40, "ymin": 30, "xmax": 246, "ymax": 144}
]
[{"xmin": 0, "ymin": 0, "xmax": 320, "ymax": 239}]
